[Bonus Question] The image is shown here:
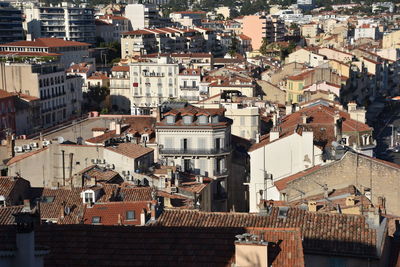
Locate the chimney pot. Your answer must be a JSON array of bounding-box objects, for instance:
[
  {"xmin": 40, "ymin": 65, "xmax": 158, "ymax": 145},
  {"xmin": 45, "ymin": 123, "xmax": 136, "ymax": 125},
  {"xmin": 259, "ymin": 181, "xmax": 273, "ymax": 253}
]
[{"xmin": 308, "ymin": 201, "xmax": 317, "ymax": 212}]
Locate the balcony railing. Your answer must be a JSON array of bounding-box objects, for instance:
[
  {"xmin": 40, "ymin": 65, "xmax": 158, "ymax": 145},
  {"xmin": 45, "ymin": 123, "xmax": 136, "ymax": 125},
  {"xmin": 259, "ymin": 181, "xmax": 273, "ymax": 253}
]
[
  {"xmin": 160, "ymin": 148, "xmax": 230, "ymax": 155},
  {"xmin": 180, "ymin": 86, "xmax": 199, "ymax": 91}
]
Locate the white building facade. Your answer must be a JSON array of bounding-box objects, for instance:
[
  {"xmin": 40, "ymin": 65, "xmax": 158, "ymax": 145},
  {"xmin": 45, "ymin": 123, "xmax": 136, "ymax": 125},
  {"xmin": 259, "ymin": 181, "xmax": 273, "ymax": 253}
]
[{"xmin": 247, "ymin": 129, "xmax": 324, "ymax": 212}]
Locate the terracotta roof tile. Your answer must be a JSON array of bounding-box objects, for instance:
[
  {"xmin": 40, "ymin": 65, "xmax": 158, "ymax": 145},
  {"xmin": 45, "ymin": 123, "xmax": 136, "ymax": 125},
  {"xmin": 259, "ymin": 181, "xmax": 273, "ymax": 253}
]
[
  {"xmin": 0, "ymin": 224, "xmax": 304, "ymax": 266},
  {"xmin": 0, "ymin": 38, "xmax": 90, "ymax": 48},
  {"xmin": 0, "ymin": 205, "xmax": 23, "ymax": 225},
  {"xmin": 111, "ymin": 65, "xmax": 129, "ymax": 72},
  {"xmin": 0, "ymin": 90, "xmax": 13, "ymax": 99},
  {"xmin": 156, "ymin": 208, "xmax": 378, "ymax": 258},
  {"xmin": 105, "ymin": 143, "xmax": 153, "ymax": 159},
  {"xmin": 83, "ymin": 201, "xmax": 150, "ymax": 225}
]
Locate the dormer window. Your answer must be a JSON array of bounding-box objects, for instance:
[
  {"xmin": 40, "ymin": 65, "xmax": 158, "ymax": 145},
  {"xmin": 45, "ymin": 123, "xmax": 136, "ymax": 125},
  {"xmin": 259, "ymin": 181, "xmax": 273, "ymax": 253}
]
[
  {"xmin": 166, "ymin": 115, "xmax": 175, "ymax": 124},
  {"xmin": 82, "ymin": 190, "xmax": 95, "ymax": 204},
  {"xmin": 141, "ymin": 134, "xmax": 149, "ymax": 143},
  {"xmin": 92, "ymin": 216, "xmax": 101, "ymax": 224},
  {"xmin": 126, "ymin": 210, "xmax": 135, "ymax": 220},
  {"xmin": 183, "ymin": 115, "xmax": 193, "ymax": 124},
  {"xmin": 198, "ymin": 115, "xmax": 208, "ymax": 124}
]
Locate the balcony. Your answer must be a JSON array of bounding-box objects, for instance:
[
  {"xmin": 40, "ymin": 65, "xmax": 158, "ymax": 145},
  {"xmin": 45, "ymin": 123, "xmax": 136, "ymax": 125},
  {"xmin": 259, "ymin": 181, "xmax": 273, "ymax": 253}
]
[
  {"xmin": 180, "ymin": 86, "xmax": 199, "ymax": 91},
  {"xmin": 160, "ymin": 148, "xmax": 230, "ymax": 156},
  {"xmin": 143, "ymin": 72, "xmax": 164, "ymax": 77}
]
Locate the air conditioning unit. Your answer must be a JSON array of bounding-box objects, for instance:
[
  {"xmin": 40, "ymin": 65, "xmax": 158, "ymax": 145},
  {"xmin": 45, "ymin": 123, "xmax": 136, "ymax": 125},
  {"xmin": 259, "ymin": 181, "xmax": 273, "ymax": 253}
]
[
  {"xmin": 42, "ymin": 140, "xmax": 51, "ymax": 147},
  {"xmin": 101, "ymin": 159, "xmax": 106, "ymax": 164},
  {"xmin": 106, "ymin": 164, "xmax": 115, "ymax": 170},
  {"xmin": 22, "ymin": 144, "xmax": 32, "ymax": 151},
  {"xmin": 91, "ymin": 159, "xmax": 96, "ymax": 164},
  {"xmin": 30, "ymin": 142, "xmax": 39, "ymax": 148},
  {"xmin": 122, "ymin": 171, "xmax": 127, "ymax": 176},
  {"xmin": 170, "ymin": 187, "xmax": 178, "ymax": 193},
  {"xmin": 14, "ymin": 146, "xmax": 23, "ymax": 153}
]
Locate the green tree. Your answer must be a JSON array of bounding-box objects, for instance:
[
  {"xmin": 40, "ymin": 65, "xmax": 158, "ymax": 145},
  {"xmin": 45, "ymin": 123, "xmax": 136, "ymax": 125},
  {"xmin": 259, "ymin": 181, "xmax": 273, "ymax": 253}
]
[
  {"xmin": 228, "ymin": 35, "xmax": 239, "ymax": 57},
  {"xmin": 259, "ymin": 38, "xmax": 269, "ymax": 55}
]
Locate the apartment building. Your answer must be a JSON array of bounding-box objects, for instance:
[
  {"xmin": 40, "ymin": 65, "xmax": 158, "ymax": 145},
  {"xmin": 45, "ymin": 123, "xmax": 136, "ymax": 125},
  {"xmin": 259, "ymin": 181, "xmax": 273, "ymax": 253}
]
[
  {"xmin": 124, "ymin": 4, "xmax": 168, "ymax": 30},
  {"xmin": 129, "ymin": 56, "xmax": 179, "ymax": 115},
  {"xmin": 169, "ymin": 11, "xmax": 206, "ymax": 27},
  {"xmin": 241, "ymin": 15, "xmax": 285, "ymax": 51},
  {"xmin": 0, "ymin": 2, "xmax": 23, "ymax": 44},
  {"xmin": 0, "ymin": 61, "xmax": 83, "ymax": 128},
  {"xmin": 110, "ymin": 65, "xmax": 130, "ymax": 113},
  {"xmin": 97, "ymin": 15, "xmax": 131, "ymax": 43},
  {"xmin": 156, "ymin": 104, "xmax": 232, "ymax": 211},
  {"xmin": 177, "ymin": 69, "xmax": 201, "ymax": 102},
  {"xmin": 223, "ymin": 103, "xmax": 260, "ymax": 141},
  {"xmin": 0, "ymin": 90, "xmax": 16, "ymax": 139},
  {"xmin": 0, "ymin": 38, "xmax": 91, "ymax": 68},
  {"xmin": 24, "ymin": 2, "xmax": 96, "ymax": 44},
  {"xmin": 121, "ymin": 27, "xmax": 209, "ymax": 58}
]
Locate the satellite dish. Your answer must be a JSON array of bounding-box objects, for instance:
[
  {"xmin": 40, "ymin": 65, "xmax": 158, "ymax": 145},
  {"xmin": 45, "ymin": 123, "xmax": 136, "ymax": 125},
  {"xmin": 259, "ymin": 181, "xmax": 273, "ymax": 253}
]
[
  {"xmin": 331, "ymin": 141, "xmax": 339, "ymax": 148},
  {"xmin": 57, "ymin": 136, "xmax": 65, "ymax": 144}
]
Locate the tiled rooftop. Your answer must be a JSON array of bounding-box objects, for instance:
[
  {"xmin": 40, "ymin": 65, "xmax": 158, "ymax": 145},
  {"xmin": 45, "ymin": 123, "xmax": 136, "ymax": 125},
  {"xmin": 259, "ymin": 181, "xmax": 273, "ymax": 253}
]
[
  {"xmin": 0, "ymin": 224, "xmax": 305, "ymax": 266},
  {"xmin": 105, "ymin": 143, "xmax": 153, "ymax": 159},
  {"xmin": 155, "ymin": 208, "xmax": 379, "ymax": 258}
]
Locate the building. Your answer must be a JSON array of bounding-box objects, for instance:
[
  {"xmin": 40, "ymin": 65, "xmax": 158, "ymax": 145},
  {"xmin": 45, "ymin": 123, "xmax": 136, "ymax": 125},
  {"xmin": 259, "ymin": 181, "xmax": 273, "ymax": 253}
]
[
  {"xmin": 0, "ymin": 61, "xmax": 83, "ymax": 128},
  {"xmin": 109, "ymin": 65, "xmax": 130, "ymax": 113},
  {"xmin": 247, "ymin": 101, "xmax": 375, "ymax": 212},
  {"xmin": 24, "ymin": 2, "xmax": 96, "ymax": 44},
  {"xmin": 124, "ymin": 4, "xmax": 167, "ymax": 30},
  {"xmin": 0, "ymin": 2, "xmax": 23, "ymax": 44},
  {"xmin": 156, "ymin": 104, "xmax": 232, "ymax": 211},
  {"xmin": 278, "ymin": 151, "xmax": 400, "ymax": 216},
  {"xmin": 0, "ymin": 38, "xmax": 91, "ymax": 68},
  {"xmin": 169, "ymin": 11, "xmax": 206, "ymax": 27},
  {"xmin": 128, "ymin": 56, "xmax": 179, "ymax": 115},
  {"xmin": 297, "ymin": 0, "xmax": 315, "ymax": 10},
  {"xmin": 66, "ymin": 62, "xmax": 95, "ymax": 93},
  {"xmin": 156, "ymin": 209, "xmax": 389, "ymax": 267},
  {"xmin": 97, "ymin": 15, "xmax": 131, "ymax": 43},
  {"xmin": 0, "ymin": 90, "xmax": 16, "ymax": 139},
  {"xmin": 354, "ymin": 25, "xmax": 378, "ymax": 41},
  {"xmin": 177, "ymin": 68, "xmax": 202, "ymax": 102},
  {"xmin": 223, "ymin": 103, "xmax": 260, "ymax": 141},
  {"xmin": 13, "ymin": 93, "xmax": 41, "ymax": 136},
  {"xmin": 241, "ymin": 15, "xmax": 285, "ymax": 51},
  {"xmin": 121, "ymin": 27, "xmax": 211, "ymax": 58},
  {"xmin": 87, "ymin": 72, "xmax": 110, "ymax": 89},
  {"xmin": 95, "ymin": 19, "xmax": 114, "ymax": 43}
]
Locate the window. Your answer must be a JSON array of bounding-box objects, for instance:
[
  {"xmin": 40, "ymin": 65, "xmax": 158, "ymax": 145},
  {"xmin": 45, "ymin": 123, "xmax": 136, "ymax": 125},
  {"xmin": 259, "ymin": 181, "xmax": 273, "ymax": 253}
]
[
  {"xmin": 41, "ymin": 196, "xmax": 55, "ymax": 203},
  {"xmin": 183, "ymin": 115, "xmax": 192, "ymax": 124},
  {"xmin": 92, "ymin": 216, "xmax": 101, "ymax": 224},
  {"xmin": 198, "ymin": 115, "xmax": 208, "ymax": 124},
  {"xmin": 126, "ymin": 211, "xmax": 135, "ymax": 220},
  {"xmin": 83, "ymin": 191, "xmax": 94, "ymax": 204},
  {"xmin": 166, "ymin": 115, "xmax": 175, "ymax": 124},
  {"xmin": 0, "ymin": 195, "xmax": 5, "ymax": 207},
  {"xmin": 240, "ymin": 116, "xmax": 245, "ymax": 125}
]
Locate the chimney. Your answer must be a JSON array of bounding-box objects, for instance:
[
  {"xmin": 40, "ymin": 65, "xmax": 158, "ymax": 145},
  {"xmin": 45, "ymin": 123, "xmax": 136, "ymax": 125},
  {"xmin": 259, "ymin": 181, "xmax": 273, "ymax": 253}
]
[
  {"xmin": 22, "ymin": 199, "xmax": 31, "ymax": 213},
  {"xmin": 272, "ymin": 112, "xmax": 277, "ymax": 126},
  {"xmin": 116, "ymin": 123, "xmax": 121, "ymax": 135},
  {"xmin": 301, "ymin": 113, "xmax": 307, "ymax": 124},
  {"xmin": 308, "ymin": 201, "xmax": 317, "ymax": 212},
  {"xmin": 269, "ymin": 127, "xmax": 280, "ymax": 142},
  {"xmin": 60, "ymin": 206, "xmax": 65, "ymax": 219},
  {"xmin": 347, "ymin": 101, "xmax": 357, "ymax": 112},
  {"xmin": 345, "ymin": 196, "xmax": 355, "ymax": 206},
  {"xmin": 285, "ymin": 103, "xmax": 292, "ymax": 115},
  {"xmin": 117, "ymin": 214, "xmax": 122, "ymax": 225},
  {"xmin": 13, "ymin": 212, "xmax": 42, "ymax": 267},
  {"xmin": 150, "ymin": 200, "xmax": 157, "ymax": 221},
  {"xmin": 140, "ymin": 210, "xmax": 146, "ymax": 225},
  {"xmin": 334, "ymin": 111, "xmax": 342, "ymax": 142},
  {"xmin": 6, "ymin": 133, "xmax": 15, "ymax": 158},
  {"xmin": 110, "ymin": 120, "xmax": 116, "ymax": 131},
  {"xmin": 235, "ymin": 235, "xmax": 268, "ymax": 267},
  {"xmin": 255, "ymin": 133, "xmax": 261, "ymax": 143}
]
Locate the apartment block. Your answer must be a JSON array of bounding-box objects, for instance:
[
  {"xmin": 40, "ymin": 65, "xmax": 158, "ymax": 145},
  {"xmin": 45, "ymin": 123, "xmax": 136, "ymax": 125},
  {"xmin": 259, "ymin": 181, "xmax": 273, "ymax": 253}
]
[
  {"xmin": 129, "ymin": 56, "xmax": 179, "ymax": 115},
  {"xmin": 242, "ymin": 15, "xmax": 285, "ymax": 51},
  {"xmin": 24, "ymin": 2, "xmax": 96, "ymax": 44},
  {"xmin": 0, "ymin": 2, "xmax": 23, "ymax": 44},
  {"xmin": 0, "ymin": 61, "xmax": 83, "ymax": 128},
  {"xmin": 156, "ymin": 104, "xmax": 232, "ymax": 211}
]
